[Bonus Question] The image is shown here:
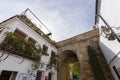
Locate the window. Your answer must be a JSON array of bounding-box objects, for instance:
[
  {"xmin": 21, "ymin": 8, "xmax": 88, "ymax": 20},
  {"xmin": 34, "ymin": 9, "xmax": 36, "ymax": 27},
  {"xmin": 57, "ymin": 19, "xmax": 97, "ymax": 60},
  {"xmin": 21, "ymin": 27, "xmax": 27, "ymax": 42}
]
[
  {"xmin": 14, "ymin": 29, "xmax": 26, "ymax": 40},
  {"xmin": 28, "ymin": 37, "xmax": 36, "ymax": 44},
  {"xmin": 43, "ymin": 44, "xmax": 48, "ymax": 53},
  {"xmin": 51, "ymin": 51, "xmax": 55, "ymax": 57},
  {"xmin": 51, "ymin": 51, "xmax": 58, "ymax": 58},
  {"xmin": 50, "ymin": 51, "xmax": 58, "ymax": 68},
  {"xmin": 14, "ymin": 29, "xmax": 36, "ymax": 44},
  {"xmin": 0, "ymin": 70, "xmax": 12, "ymax": 80},
  {"xmin": 48, "ymin": 73, "xmax": 52, "ymax": 80},
  {"xmin": 36, "ymin": 71, "xmax": 42, "ymax": 80}
]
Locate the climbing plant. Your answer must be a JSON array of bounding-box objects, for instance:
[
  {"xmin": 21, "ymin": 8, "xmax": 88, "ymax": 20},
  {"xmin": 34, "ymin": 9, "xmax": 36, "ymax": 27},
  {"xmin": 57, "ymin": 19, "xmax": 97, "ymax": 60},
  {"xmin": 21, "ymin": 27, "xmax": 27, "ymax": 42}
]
[
  {"xmin": 87, "ymin": 46, "xmax": 106, "ymax": 80},
  {"xmin": 50, "ymin": 55, "xmax": 58, "ymax": 69},
  {"xmin": 69, "ymin": 62, "xmax": 80, "ymax": 79},
  {"xmin": 1, "ymin": 32, "xmax": 46, "ymax": 71},
  {"xmin": 49, "ymin": 51, "xmax": 58, "ymax": 69}
]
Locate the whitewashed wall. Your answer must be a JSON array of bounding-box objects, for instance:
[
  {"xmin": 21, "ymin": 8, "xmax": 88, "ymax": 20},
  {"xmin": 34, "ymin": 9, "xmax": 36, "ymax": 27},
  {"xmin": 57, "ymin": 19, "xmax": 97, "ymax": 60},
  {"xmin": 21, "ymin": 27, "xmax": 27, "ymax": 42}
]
[
  {"xmin": 0, "ymin": 17, "xmax": 58, "ymax": 80},
  {"xmin": 99, "ymin": 27, "xmax": 120, "ymax": 80}
]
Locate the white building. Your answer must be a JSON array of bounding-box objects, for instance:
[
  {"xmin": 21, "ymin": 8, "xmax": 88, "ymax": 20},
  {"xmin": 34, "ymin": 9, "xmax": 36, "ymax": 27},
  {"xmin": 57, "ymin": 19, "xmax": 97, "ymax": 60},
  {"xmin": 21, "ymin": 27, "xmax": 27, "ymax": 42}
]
[
  {"xmin": 0, "ymin": 15, "xmax": 58, "ymax": 80},
  {"xmin": 96, "ymin": 0, "xmax": 120, "ymax": 80}
]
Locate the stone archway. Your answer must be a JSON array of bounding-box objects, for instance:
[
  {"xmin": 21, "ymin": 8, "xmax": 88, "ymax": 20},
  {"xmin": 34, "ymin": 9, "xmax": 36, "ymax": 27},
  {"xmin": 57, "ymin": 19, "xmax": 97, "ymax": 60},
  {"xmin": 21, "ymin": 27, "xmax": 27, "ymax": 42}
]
[
  {"xmin": 58, "ymin": 44, "xmax": 95, "ymax": 80},
  {"xmin": 57, "ymin": 29, "xmax": 114, "ymax": 80},
  {"xmin": 57, "ymin": 29, "xmax": 99, "ymax": 80},
  {"xmin": 59, "ymin": 50, "xmax": 79, "ymax": 80}
]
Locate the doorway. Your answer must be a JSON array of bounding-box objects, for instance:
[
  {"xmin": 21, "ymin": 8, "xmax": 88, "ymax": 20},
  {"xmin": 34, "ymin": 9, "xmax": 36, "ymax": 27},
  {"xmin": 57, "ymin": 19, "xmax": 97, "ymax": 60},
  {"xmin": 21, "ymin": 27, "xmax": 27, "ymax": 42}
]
[
  {"xmin": 0, "ymin": 70, "xmax": 12, "ymax": 80},
  {"xmin": 0, "ymin": 70, "xmax": 18, "ymax": 80},
  {"xmin": 48, "ymin": 73, "xmax": 52, "ymax": 80},
  {"xmin": 59, "ymin": 50, "xmax": 80, "ymax": 80},
  {"xmin": 36, "ymin": 71, "xmax": 42, "ymax": 80}
]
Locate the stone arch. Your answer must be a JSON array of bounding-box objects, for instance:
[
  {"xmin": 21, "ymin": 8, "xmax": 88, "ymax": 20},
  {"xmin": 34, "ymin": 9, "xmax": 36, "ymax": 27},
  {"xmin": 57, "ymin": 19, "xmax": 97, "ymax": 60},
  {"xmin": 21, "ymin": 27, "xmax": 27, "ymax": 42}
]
[
  {"xmin": 57, "ymin": 29, "xmax": 99, "ymax": 80},
  {"xmin": 57, "ymin": 29, "xmax": 114, "ymax": 80},
  {"xmin": 58, "ymin": 46, "xmax": 95, "ymax": 80},
  {"xmin": 60, "ymin": 50, "xmax": 78, "ymax": 66},
  {"xmin": 58, "ymin": 50, "xmax": 80, "ymax": 80}
]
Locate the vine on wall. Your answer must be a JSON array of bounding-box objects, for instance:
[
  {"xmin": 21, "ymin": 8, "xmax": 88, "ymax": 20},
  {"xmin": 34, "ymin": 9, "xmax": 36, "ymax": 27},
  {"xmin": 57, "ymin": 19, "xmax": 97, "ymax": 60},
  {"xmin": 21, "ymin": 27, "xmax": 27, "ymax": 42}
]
[{"xmin": 87, "ymin": 46, "xmax": 106, "ymax": 80}]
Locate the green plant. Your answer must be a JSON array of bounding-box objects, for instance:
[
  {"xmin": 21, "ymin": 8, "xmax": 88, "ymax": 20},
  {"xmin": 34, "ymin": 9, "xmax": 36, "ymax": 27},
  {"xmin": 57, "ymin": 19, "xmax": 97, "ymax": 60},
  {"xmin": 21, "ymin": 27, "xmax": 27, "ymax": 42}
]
[
  {"xmin": 5, "ymin": 32, "xmax": 44, "ymax": 58},
  {"xmin": 69, "ymin": 62, "xmax": 80, "ymax": 79},
  {"xmin": 87, "ymin": 46, "xmax": 106, "ymax": 80},
  {"xmin": 32, "ymin": 62, "xmax": 40, "ymax": 70},
  {"xmin": 3, "ymin": 32, "xmax": 48, "ymax": 71},
  {"xmin": 6, "ymin": 32, "xmax": 16, "ymax": 45},
  {"xmin": 50, "ymin": 56, "xmax": 58, "ymax": 69},
  {"xmin": 41, "ymin": 47, "xmax": 48, "ymax": 56}
]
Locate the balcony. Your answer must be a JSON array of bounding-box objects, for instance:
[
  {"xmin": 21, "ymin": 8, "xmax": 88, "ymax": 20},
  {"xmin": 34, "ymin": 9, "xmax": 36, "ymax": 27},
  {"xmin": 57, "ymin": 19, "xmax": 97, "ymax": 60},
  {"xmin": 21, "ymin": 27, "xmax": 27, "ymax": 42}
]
[{"xmin": 0, "ymin": 32, "xmax": 42, "ymax": 61}]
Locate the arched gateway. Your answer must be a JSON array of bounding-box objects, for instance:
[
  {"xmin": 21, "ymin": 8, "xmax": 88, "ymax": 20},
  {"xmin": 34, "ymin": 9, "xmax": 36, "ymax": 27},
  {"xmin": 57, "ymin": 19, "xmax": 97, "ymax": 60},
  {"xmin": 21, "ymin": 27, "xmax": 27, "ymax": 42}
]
[{"xmin": 57, "ymin": 29, "xmax": 113, "ymax": 80}]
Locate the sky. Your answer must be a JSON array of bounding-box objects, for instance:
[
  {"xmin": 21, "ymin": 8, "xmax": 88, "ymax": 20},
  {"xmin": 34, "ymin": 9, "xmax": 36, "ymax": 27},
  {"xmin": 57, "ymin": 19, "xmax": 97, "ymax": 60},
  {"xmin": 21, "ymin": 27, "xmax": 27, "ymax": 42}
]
[
  {"xmin": 100, "ymin": 0, "xmax": 120, "ymax": 27},
  {"xmin": 0, "ymin": 0, "xmax": 96, "ymax": 41}
]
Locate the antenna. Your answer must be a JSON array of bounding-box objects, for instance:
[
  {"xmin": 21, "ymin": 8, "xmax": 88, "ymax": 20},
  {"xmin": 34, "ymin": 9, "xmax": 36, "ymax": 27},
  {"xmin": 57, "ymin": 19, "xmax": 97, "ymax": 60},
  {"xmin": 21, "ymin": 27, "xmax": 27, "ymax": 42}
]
[{"xmin": 20, "ymin": 8, "xmax": 52, "ymax": 37}]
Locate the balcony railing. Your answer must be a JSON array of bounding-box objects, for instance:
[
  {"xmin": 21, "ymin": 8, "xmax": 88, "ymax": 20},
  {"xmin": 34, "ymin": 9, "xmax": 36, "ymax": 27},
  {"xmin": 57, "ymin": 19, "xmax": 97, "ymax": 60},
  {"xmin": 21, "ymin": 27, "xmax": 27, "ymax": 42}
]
[{"xmin": 0, "ymin": 32, "xmax": 42, "ymax": 61}]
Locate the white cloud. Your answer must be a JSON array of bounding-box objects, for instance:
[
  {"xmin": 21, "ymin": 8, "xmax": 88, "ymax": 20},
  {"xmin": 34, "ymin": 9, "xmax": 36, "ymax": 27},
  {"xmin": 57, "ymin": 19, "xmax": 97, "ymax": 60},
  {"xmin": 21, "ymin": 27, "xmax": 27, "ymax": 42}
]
[
  {"xmin": 0, "ymin": 0, "xmax": 95, "ymax": 41},
  {"xmin": 100, "ymin": 0, "xmax": 120, "ymax": 27}
]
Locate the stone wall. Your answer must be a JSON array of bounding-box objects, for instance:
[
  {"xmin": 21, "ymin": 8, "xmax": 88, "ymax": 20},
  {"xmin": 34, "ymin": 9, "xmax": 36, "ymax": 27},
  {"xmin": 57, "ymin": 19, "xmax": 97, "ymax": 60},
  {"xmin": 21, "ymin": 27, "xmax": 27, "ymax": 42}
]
[{"xmin": 57, "ymin": 28, "xmax": 114, "ymax": 80}]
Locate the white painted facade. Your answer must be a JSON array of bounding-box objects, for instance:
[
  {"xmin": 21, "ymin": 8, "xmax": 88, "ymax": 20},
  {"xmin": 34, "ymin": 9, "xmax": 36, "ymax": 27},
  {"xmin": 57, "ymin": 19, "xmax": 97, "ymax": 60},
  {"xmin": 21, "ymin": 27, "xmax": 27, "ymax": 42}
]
[
  {"xmin": 99, "ymin": 25, "xmax": 120, "ymax": 80},
  {"xmin": 0, "ymin": 16, "xmax": 58, "ymax": 80},
  {"xmin": 96, "ymin": 0, "xmax": 120, "ymax": 79}
]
